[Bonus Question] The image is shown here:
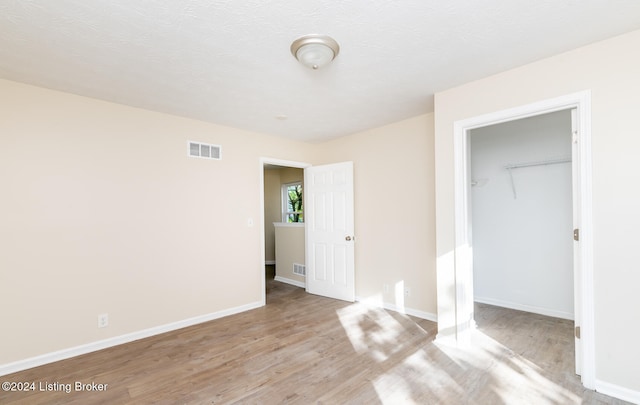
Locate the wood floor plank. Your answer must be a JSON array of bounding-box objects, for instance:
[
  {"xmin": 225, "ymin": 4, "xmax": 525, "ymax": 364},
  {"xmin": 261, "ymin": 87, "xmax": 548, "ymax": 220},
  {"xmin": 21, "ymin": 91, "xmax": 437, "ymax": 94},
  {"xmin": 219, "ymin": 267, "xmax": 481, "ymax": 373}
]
[{"xmin": 0, "ymin": 276, "xmax": 630, "ymax": 404}]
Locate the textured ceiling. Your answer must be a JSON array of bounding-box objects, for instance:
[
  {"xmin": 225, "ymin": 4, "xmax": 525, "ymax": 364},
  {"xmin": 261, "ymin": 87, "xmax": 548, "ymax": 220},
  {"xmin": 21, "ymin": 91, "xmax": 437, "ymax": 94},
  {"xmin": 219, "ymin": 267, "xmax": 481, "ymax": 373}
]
[{"xmin": 1, "ymin": 1, "xmax": 640, "ymax": 142}]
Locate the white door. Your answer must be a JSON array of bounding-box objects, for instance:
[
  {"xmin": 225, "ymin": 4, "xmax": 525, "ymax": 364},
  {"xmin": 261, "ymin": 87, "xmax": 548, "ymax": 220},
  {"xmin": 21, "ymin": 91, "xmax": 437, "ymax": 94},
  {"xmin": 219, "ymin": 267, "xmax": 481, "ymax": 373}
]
[{"xmin": 304, "ymin": 162, "xmax": 355, "ymax": 302}]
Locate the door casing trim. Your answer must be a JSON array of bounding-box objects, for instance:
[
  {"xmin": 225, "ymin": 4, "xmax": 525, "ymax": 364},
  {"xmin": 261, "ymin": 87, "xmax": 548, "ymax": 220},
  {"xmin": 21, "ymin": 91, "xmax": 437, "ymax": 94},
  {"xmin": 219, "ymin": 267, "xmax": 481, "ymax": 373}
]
[{"xmin": 447, "ymin": 90, "xmax": 594, "ymax": 389}]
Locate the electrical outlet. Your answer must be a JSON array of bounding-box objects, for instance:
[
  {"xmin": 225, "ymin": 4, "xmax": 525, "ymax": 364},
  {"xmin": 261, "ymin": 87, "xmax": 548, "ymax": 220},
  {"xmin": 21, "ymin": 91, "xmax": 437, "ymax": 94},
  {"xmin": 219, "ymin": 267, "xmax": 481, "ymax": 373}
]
[
  {"xmin": 404, "ymin": 287, "xmax": 410, "ymax": 297},
  {"xmin": 97, "ymin": 313, "xmax": 109, "ymax": 328}
]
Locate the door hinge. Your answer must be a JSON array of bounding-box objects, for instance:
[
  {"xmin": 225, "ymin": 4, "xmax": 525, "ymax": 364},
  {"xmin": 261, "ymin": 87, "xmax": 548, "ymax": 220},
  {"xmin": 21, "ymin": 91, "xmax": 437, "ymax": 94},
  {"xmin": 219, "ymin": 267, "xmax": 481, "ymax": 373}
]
[
  {"xmin": 573, "ymin": 228, "xmax": 580, "ymax": 241},
  {"xmin": 575, "ymin": 326, "xmax": 581, "ymax": 339},
  {"xmin": 572, "ymin": 130, "xmax": 579, "ymax": 144}
]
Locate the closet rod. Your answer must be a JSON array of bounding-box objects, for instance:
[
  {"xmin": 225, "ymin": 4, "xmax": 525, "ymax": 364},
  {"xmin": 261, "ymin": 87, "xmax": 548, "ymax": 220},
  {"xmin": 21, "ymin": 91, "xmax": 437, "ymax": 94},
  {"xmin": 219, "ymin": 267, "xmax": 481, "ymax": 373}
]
[
  {"xmin": 504, "ymin": 157, "xmax": 571, "ymax": 170},
  {"xmin": 504, "ymin": 157, "xmax": 571, "ymax": 199}
]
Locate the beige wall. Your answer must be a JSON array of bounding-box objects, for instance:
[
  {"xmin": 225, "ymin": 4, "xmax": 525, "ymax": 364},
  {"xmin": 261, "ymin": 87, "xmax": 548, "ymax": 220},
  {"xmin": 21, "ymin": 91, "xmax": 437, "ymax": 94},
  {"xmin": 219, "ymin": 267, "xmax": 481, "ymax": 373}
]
[
  {"xmin": 316, "ymin": 114, "xmax": 437, "ymax": 318},
  {"xmin": 274, "ymin": 224, "xmax": 305, "ymax": 285},
  {"xmin": 0, "ymin": 79, "xmax": 315, "ymax": 365},
  {"xmin": 434, "ymin": 30, "xmax": 640, "ymax": 392},
  {"xmin": 279, "ymin": 167, "xmax": 304, "ymax": 185}
]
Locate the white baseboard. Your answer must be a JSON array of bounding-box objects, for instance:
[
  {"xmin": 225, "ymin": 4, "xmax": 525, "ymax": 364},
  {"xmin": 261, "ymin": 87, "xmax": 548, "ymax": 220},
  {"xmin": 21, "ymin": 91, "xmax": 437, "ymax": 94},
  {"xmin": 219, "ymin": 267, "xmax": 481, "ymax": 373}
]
[
  {"xmin": 596, "ymin": 379, "xmax": 640, "ymax": 404},
  {"xmin": 0, "ymin": 300, "xmax": 263, "ymax": 377},
  {"xmin": 474, "ymin": 296, "xmax": 574, "ymax": 320},
  {"xmin": 274, "ymin": 275, "xmax": 306, "ymax": 289},
  {"xmin": 355, "ymin": 296, "xmax": 437, "ymax": 323},
  {"xmin": 385, "ymin": 302, "xmax": 438, "ymax": 323}
]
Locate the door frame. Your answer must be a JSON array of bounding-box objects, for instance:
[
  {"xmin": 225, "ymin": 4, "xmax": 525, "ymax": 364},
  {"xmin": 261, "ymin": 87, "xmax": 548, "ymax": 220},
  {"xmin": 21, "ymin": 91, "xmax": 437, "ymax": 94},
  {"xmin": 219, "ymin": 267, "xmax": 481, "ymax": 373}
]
[
  {"xmin": 259, "ymin": 157, "xmax": 311, "ymax": 305},
  {"xmin": 450, "ymin": 90, "xmax": 595, "ymax": 388}
]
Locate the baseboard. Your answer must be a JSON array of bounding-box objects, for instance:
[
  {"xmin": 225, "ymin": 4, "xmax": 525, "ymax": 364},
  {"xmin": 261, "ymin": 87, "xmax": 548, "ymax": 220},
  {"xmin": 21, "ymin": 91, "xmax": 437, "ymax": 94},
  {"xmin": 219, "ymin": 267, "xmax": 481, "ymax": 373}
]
[
  {"xmin": 0, "ymin": 300, "xmax": 263, "ymax": 377},
  {"xmin": 596, "ymin": 379, "xmax": 640, "ymax": 404},
  {"xmin": 274, "ymin": 275, "xmax": 306, "ymax": 289},
  {"xmin": 385, "ymin": 302, "xmax": 438, "ymax": 323},
  {"xmin": 474, "ymin": 296, "xmax": 574, "ymax": 320},
  {"xmin": 355, "ymin": 296, "xmax": 437, "ymax": 323}
]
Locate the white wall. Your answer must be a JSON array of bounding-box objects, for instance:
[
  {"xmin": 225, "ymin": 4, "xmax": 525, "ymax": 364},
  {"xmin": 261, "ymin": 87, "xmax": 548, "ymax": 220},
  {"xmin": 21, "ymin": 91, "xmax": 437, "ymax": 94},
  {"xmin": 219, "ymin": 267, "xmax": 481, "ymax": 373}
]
[
  {"xmin": 470, "ymin": 110, "xmax": 573, "ymax": 319},
  {"xmin": 435, "ymin": 29, "xmax": 640, "ymax": 397}
]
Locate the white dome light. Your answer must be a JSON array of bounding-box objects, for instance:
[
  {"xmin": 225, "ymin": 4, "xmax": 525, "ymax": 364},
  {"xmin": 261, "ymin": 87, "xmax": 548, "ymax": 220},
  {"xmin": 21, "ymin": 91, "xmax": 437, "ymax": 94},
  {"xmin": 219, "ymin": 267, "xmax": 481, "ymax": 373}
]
[{"xmin": 291, "ymin": 35, "xmax": 340, "ymax": 70}]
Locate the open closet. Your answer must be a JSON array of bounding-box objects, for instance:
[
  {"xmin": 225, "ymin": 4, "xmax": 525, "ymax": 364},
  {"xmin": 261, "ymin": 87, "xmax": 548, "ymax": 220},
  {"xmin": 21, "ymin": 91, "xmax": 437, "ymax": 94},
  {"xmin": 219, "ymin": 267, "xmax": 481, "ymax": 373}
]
[{"xmin": 470, "ymin": 109, "xmax": 574, "ymax": 320}]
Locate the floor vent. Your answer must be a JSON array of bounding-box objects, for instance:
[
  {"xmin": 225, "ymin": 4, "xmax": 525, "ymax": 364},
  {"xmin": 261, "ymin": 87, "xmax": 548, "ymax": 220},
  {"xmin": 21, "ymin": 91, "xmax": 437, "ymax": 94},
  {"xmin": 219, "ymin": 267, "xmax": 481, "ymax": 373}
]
[
  {"xmin": 188, "ymin": 141, "xmax": 221, "ymax": 160},
  {"xmin": 293, "ymin": 263, "xmax": 306, "ymax": 276}
]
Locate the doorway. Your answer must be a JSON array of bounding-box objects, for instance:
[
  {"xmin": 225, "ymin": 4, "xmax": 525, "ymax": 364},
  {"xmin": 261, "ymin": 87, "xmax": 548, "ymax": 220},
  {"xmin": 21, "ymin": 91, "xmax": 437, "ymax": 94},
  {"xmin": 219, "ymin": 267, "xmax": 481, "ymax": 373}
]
[
  {"xmin": 260, "ymin": 158, "xmax": 310, "ymax": 305},
  {"xmin": 469, "ymin": 109, "xmax": 578, "ymax": 382},
  {"xmin": 469, "ymin": 110, "xmax": 574, "ymax": 321},
  {"xmin": 448, "ymin": 91, "xmax": 595, "ymax": 389}
]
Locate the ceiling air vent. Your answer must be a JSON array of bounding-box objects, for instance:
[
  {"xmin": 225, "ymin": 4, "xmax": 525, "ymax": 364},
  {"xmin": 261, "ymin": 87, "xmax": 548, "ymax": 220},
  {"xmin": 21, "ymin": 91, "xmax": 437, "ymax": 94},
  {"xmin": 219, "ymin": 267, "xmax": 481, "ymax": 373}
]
[{"xmin": 188, "ymin": 141, "xmax": 221, "ymax": 160}]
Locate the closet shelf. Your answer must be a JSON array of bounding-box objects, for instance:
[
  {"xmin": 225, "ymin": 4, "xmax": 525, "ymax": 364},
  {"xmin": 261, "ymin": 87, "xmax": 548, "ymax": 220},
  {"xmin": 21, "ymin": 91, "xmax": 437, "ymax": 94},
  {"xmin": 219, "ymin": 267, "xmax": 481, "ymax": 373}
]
[{"xmin": 504, "ymin": 157, "xmax": 571, "ymax": 199}]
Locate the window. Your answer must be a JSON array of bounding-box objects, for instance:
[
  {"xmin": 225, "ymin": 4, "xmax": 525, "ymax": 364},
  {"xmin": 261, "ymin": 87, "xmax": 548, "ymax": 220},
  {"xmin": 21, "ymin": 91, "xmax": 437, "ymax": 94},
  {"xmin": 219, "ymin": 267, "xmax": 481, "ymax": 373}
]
[{"xmin": 282, "ymin": 182, "xmax": 303, "ymax": 223}]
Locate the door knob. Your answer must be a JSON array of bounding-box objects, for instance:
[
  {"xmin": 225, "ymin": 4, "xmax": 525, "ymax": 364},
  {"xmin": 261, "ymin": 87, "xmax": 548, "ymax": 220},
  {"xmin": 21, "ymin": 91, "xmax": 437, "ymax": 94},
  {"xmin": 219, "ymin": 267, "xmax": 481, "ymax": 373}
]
[{"xmin": 345, "ymin": 236, "xmax": 352, "ymax": 241}]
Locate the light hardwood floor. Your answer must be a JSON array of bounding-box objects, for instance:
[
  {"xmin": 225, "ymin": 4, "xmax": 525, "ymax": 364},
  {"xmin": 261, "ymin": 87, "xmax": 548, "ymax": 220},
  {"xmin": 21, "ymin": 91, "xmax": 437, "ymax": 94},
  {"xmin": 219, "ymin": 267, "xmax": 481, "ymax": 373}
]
[{"xmin": 1, "ymin": 272, "xmax": 628, "ymax": 404}]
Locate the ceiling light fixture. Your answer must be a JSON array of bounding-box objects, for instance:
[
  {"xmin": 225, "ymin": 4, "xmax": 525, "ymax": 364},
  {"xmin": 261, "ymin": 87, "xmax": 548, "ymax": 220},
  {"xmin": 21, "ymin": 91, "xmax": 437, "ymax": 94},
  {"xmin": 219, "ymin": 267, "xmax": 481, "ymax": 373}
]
[{"xmin": 290, "ymin": 34, "xmax": 340, "ymax": 70}]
